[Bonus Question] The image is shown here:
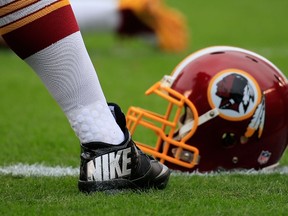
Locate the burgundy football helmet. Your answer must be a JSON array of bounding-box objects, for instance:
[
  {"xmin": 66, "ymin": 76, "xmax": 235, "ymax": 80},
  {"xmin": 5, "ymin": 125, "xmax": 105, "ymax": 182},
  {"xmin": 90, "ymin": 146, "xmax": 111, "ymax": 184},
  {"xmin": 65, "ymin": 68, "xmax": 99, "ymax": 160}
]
[{"xmin": 126, "ymin": 46, "xmax": 288, "ymax": 172}]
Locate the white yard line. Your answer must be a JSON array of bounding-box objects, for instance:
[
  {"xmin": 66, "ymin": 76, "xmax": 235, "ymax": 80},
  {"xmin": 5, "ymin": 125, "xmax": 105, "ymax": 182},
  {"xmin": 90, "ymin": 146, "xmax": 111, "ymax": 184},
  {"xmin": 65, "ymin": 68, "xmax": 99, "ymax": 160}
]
[
  {"xmin": 0, "ymin": 163, "xmax": 288, "ymax": 177},
  {"xmin": 0, "ymin": 163, "xmax": 79, "ymax": 177}
]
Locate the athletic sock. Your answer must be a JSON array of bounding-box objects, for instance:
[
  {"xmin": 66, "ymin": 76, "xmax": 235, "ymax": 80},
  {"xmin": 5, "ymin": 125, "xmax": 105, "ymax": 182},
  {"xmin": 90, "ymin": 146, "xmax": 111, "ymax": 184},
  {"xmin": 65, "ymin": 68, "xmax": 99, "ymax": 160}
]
[
  {"xmin": 70, "ymin": 0, "xmax": 120, "ymax": 32},
  {"xmin": 0, "ymin": 0, "xmax": 124, "ymax": 145},
  {"xmin": 70, "ymin": 0, "xmax": 153, "ymax": 36}
]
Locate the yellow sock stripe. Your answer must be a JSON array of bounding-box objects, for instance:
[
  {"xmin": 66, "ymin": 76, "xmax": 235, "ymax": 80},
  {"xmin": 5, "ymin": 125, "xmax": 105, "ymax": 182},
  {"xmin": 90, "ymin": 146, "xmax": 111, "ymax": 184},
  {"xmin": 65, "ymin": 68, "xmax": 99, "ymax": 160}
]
[
  {"xmin": 0, "ymin": 0, "xmax": 70, "ymax": 35},
  {"xmin": 0, "ymin": 0, "xmax": 39, "ymax": 17}
]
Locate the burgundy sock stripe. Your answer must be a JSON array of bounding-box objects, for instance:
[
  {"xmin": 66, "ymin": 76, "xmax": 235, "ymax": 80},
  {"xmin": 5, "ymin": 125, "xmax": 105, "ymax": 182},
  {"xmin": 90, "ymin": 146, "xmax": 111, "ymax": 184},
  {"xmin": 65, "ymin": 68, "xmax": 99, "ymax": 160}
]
[
  {"xmin": 3, "ymin": 4, "xmax": 79, "ymax": 59},
  {"xmin": 0, "ymin": 0, "xmax": 66, "ymax": 34},
  {"xmin": 0, "ymin": 0, "xmax": 79, "ymax": 59}
]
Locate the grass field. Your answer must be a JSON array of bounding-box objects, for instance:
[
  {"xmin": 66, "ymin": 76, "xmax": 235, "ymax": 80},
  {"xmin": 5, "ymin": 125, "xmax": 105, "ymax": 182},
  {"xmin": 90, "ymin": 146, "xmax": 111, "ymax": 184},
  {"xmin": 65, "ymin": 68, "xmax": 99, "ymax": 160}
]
[{"xmin": 1, "ymin": 0, "xmax": 288, "ymax": 215}]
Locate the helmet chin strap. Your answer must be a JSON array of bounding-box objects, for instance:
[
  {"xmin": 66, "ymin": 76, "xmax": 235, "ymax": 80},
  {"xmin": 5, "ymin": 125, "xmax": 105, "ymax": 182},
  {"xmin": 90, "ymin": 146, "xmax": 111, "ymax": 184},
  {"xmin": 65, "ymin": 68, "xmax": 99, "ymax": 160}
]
[{"xmin": 177, "ymin": 107, "xmax": 220, "ymax": 139}]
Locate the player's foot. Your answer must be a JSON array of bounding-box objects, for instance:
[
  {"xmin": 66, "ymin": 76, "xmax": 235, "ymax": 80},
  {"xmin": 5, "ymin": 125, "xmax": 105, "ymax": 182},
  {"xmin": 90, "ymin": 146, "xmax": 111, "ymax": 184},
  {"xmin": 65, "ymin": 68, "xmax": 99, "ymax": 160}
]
[
  {"xmin": 118, "ymin": 0, "xmax": 188, "ymax": 52},
  {"xmin": 78, "ymin": 103, "xmax": 171, "ymax": 193}
]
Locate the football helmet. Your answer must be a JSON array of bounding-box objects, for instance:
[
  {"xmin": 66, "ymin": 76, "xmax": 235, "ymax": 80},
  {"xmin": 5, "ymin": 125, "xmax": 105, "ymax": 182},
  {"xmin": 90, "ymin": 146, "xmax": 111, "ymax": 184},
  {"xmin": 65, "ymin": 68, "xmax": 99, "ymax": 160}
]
[{"xmin": 126, "ymin": 46, "xmax": 288, "ymax": 172}]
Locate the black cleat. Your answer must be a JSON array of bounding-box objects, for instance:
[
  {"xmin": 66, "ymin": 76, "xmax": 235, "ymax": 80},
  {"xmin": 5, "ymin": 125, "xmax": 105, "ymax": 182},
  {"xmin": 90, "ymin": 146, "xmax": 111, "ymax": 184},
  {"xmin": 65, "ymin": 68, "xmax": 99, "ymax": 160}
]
[{"xmin": 78, "ymin": 103, "xmax": 170, "ymax": 193}]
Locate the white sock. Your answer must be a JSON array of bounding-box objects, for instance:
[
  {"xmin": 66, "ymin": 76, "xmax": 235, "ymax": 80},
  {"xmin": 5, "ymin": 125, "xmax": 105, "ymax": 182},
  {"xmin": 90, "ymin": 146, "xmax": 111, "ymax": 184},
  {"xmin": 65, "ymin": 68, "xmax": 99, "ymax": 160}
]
[
  {"xmin": 25, "ymin": 32, "xmax": 124, "ymax": 145},
  {"xmin": 70, "ymin": 0, "xmax": 120, "ymax": 32}
]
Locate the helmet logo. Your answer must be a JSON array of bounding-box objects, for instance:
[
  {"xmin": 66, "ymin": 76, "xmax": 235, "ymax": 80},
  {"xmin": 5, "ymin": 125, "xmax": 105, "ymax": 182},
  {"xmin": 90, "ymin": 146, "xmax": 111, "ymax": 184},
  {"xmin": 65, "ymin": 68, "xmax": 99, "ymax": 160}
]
[{"xmin": 208, "ymin": 69, "xmax": 262, "ymax": 121}]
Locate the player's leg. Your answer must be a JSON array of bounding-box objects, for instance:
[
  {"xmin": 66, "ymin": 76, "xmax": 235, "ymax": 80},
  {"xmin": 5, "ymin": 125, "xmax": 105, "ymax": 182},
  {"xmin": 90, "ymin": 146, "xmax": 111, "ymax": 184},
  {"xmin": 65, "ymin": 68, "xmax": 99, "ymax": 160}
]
[
  {"xmin": 0, "ymin": 0, "xmax": 170, "ymax": 192},
  {"xmin": 70, "ymin": 0, "xmax": 189, "ymax": 52}
]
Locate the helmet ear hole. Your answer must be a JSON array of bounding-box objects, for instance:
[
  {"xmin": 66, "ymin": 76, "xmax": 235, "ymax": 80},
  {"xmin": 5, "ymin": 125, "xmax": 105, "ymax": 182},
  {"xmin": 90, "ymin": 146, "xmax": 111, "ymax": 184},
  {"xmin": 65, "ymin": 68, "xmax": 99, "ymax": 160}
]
[{"xmin": 221, "ymin": 133, "xmax": 237, "ymax": 148}]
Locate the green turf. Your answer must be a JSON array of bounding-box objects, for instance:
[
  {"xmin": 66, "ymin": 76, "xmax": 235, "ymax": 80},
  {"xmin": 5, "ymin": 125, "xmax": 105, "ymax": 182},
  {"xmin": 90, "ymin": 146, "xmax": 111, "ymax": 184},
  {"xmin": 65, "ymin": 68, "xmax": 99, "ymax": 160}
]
[{"xmin": 1, "ymin": 0, "xmax": 288, "ymax": 215}]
